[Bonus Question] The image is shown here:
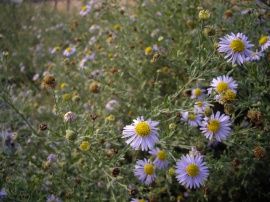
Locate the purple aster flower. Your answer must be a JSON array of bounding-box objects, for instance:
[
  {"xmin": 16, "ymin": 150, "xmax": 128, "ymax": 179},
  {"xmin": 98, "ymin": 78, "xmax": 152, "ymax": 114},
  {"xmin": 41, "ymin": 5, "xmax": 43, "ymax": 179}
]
[
  {"xmin": 134, "ymin": 159, "xmax": 156, "ymax": 185},
  {"xmin": 122, "ymin": 116, "xmax": 159, "ymax": 151},
  {"xmin": 149, "ymin": 147, "xmax": 168, "ymax": 169},
  {"xmin": 200, "ymin": 111, "xmax": 231, "ymax": 142},
  {"xmin": 181, "ymin": 112, "xmax": 202, "ymax": 127},
  {"xmin": 175, "ymin": 154, "xmax": 209, "ymax": 189},
  {"xmin": 46, "ymin": 194, "xmax": 61, "ymax": 202},
  {"xmin": 218, "ymin": 32, "xmax": 254, "ymax": 65},
  {"xmin": 47, "ymin": 154, "xmax": 57, "ymax": 162}
]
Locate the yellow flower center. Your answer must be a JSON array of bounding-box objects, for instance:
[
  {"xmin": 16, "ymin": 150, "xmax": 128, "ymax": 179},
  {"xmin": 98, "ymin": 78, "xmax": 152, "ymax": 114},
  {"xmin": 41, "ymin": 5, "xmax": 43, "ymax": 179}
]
[
  {"xmin": 194, "ymin": 88, "xmax": 202, "ymax": 97},
  {"xmin": 135, "ymin": 122, "xmax": 151, "ymax": 137},
  {"xmin": 82, "ymin": 6, "xmax": 87, "ymax": 11},
  {"xmin": 107, "ymin": 37, "xmax": 113, "ymax": 43},
  {"xmin": 54, "ymin": 46, "xmax": 59, "ymax": 51},
  {"xmin": 188, "ymin": 114, "xmax": 196, "ymax": 121},
  {"xmin": 80, "ymin": 141, "xmax": 90, "ymax": 151},
  {"xmin": 196, "ymin": 102, "xmax": 203, "ymax": 107},
  {"xmin": 216, "ymin": 81, "xmax": 228, "ymax": 93},
  {"xmin": 259, "ymin": 36, "xmax": 268, "ymax": 45},
  {"xmin": 114, "ymin": 24, "xmax": 120, "ymax": 30},
  {"xmin": 207, "ymin": 119, "xmax": 220, "ymax": 133},
  {"xmin": 139, "ymin": 200, "xmax": 146, "ymax": 202},
  {"xmin": 66, "ymin": 47, "xmax": 72, "ymax": 52},
  {"xmin": 61, "ymin": 83, "xmax": 66, "ymax": 89},
  {"xmin": 87, "ymin": 50, "xmax": 92, "ymax": 55},
  {"xmin": 62, "ymin": 93, "xmax": 71, "ymax": 101},
  {"xmin": 230, "ymin": 39, "xmax": 245, "ymax": 53},
  {"xmin": 224, "ymin": 90, "xmax": 236, "ymax": 102},
  {"xmin": 186, "ymin": 164, "xmax": 199, "ymax": 177},
  {"xmin": 49, "ymin": 200, "xmax": 55, "ymax": 202},
  {"xmin": 157, "ymin": 150, "xmax": 167, "ymax": 160},
  {"xmin": 169, "ymin": 168, "xmax": 175, "ymax": 176},
  {"xmin": 144, "ymin": 164, "xmax": 155, "ymax": 175},
  {"xmin": 145, "ymin": 47, "xmax": 152, "ymax": 54},
  {"xmin": 251, "ymin": 52, "xmax": 257, "ymax": 57}
]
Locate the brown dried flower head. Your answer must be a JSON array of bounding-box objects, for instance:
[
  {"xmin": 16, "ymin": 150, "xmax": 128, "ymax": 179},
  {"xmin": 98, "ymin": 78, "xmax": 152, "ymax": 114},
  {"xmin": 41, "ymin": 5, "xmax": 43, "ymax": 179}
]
[
  {"xmin": 253, "ymin": 146, "xmax": 266, "ymax": 159},
  {"xmin": 112, "ymin": 168, "xmax": 120, "ymax": 177},
  {"xmin": 232, "ymin": 157, "xmax": 240, "ymax": 167},
  {"xmin": 42, "ymin": 75, "xmax": 57, "ymax": 89},
  {"xmin": 39, "ymin": 123, "xmax": 48, "ymax": 131}
]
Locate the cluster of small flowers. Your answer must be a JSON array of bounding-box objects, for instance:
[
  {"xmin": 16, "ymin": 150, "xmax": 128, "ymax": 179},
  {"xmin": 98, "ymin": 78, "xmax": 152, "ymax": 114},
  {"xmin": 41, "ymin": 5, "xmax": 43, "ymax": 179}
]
[
  {"xmin": 218, "ymin": 32, "xmax": 270, "ymax": 65},
  {"xmin": 122, "ymin": 117, "xmax": 209, "ymax": 191},
  {"xmin": 182, "ymin": 75, "xmax": 238, "ymax": 142},
  {"xmin": 79, "ymin": 0, "xmax": 100, "ymax": 16}
]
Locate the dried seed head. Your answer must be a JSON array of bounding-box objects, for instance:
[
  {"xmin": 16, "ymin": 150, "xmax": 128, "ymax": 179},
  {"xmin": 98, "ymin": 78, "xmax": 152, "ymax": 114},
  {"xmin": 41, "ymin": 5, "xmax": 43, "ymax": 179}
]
[
  {"xmin": 224, "ymin": 104, "xmax": 235, "ymax": 115},
  {"xmin": 202, "ymin": 186, "xmax": 211, "ymax": 195},
  {"xmin": 253, "ymin": 146, "xmax": 266, "ymax": 159},
  {"xmin": 196, "ymin": 141, "xmax": 205, "ymax": 152},
  {"xmin": 129, "ymin": 188, "xmax": 138, "ymax": 197},
  {"xmin": 225, "ymin": 10, "xmax": 233, "ymax": 18},
  {"xmin": 89, "ymin": 82, "xmax": 101, "ymax": 93},
  {"xmin": 42, "ymin": 75, "xmax": 57, "ymax": 89},
  {"xmin": 110, "ymin": 67, "xmax": 118, "ymax": 74},
  {"xmin": 247, "ymin": 108, "xmax": 261, "ymax": 122},
  {"xmin": 112, "ymin": 168, "xmax": 120, "ymax": 177},
  {"xmin": 232, "ymin": 157, "xmax": 240, "ymax": 167},
  {"xmin": 182, "ymin": 89, "xmax": 191, "ymax": 97},
  {"xmin": 204, "ymin": 26, "xmax": 216, "ymax": 36},
  {"xmin": 90, "ymin": 114, "xmax": 98, "ymax": 121},
  {"xmin": 99, "ymin": 138, "xmax": 105, "ymax": 144},
  {"xmin": 39, "ymin": 123, "xmax": 48, "ymax": 131},
  {"xmin": 72, "ymin": 95, "xmax": 81, "ymax": 102},
  {"xmin": 204, "ymin": 107, "xmax": 212, "ymax": 117}
]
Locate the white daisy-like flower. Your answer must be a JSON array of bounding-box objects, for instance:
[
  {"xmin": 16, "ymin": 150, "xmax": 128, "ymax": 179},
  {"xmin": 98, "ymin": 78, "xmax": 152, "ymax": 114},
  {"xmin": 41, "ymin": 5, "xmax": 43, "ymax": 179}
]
[
  {"xmin": 89, "ymin": 36, "xmax": 97, "ymax": 45},
  {"xmin": 190, "ymin": 88, "xmax": 206, "ymax": 100},
  {"xmin": 134, "ymin": 159, "xmax": 156, "ymax": 185},
  {"xmin": 86, "ymin": 50, "xmax": 95, "ymax": 60},
  {"xmin": 64, "ymin": 111, "xmax": 76, "ymax": 122},
  {"xmin": 80, "ymin": 5, "xmax": 91, "ymax": 16},
  {"xmin": 245, "ymin": 50, "xmax": 264, "ymax": 61},
  {"xmin": 63, "ymin": 46, "xmax": 76, "ymax": 57},
  {"xmin": 200, "ymin": 111, "xmax": 231, "ymax": 141},
  {"xmin": 150, "ymin": 29, "xmax": 160, "ymax": 38},
  {"xmin": 149, "ymin": 147, "xmax": 168, "ymax": 169},
  {"xmin": 46, "ymin": 194, "xmax": 61, "ymax": 202},
  {"xmin": 122, "ymin": 116, "xmax": 159, "ymax": 151},
  {"xmin": 32, "ymin": 73, "xmax": 40, "ymax": 81},
  {"xmin": 218, "ymin": 32, "xmax": 254, "ymax": 65},
  {"xmin": 89, "ymin": 24, "xmax": 100, "ymax": 31},
  {"xmin": 208, "ymin": 75, "xmax": 238, "ymax": 95},
  {"xmin": 89, "ymin": 0, "xmax": 99, "ymax": 5},
  {"xmin": 50, "ymin": 46, "xmax": 60, "ymax": 54},
  {"xmin": 105, "ymin": 100, "xmax": 118, "ymax": 111},
  {"xmin": 194, "ymin": 101, "xmax": 210, "ymax": 113},
  {"xmin": 131, "ymin": 199, "xmax": 148, "ymax": 202},
  {"xmin": 175, "ymin": 153, "xmax": 209, "ymax": 189},
  {"xmin": 79, "ymin": 58, "xmax": 88, "ymax": 69},
  {"xmin": 259, "ymin": 36, "xmax": 270, "ymax": 51},
  {"xmin": 188, "ymin": 147, "xmax": 202, "ymax": 158},
  {"xmin": 181, "ymin": 112, "xmax": 202, "ymax": 127},
  {"xmin": 130, "ymin": 14, "xmax": 138, "ymax": 22}
]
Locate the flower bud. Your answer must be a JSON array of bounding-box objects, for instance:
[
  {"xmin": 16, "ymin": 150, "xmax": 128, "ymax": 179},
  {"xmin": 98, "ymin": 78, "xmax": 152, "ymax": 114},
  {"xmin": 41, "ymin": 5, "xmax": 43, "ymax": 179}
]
[
  {"xmin": 204, "ymin": 107, "xmax": 212, "ymax": 117},
  {"xmin": 66, "ymin": 129, "xmax": 78, "ymax": 141},
  {"xmin": 204, "ymin": 26, "xmax": 216, "ymax": 36},
  {"xmin": 199, "ymin": 10, "xmax": 211, "ymax": 20}
]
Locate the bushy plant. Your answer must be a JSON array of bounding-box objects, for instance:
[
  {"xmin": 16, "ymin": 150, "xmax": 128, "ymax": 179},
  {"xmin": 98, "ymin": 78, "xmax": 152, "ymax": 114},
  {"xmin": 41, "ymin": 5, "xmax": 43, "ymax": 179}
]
[{"xmin": 1, "ymin": 0, "xmax": 270, "ymax": 201}]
